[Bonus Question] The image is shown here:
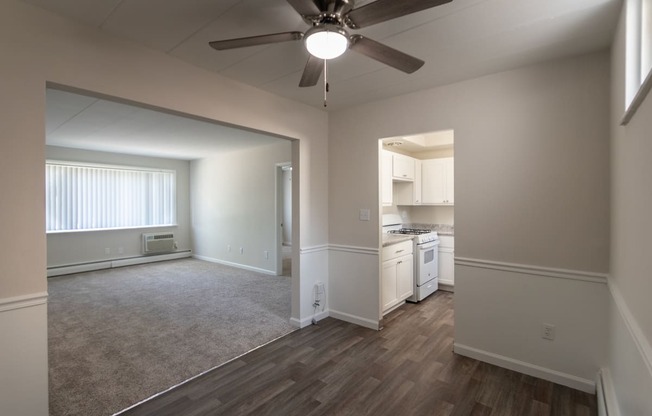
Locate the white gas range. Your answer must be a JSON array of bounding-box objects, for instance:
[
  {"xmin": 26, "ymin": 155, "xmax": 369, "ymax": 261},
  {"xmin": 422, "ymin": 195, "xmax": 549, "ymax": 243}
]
[{"xmin": 382, "ymin": 214, "xmax": 440, "ymax": 302}]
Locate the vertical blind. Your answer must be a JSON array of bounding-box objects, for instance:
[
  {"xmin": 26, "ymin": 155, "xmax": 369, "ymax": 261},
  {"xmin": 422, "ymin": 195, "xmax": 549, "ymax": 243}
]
[{"xmin": 46, "ymin": 162, "xmax": 176, "ymax": 232}]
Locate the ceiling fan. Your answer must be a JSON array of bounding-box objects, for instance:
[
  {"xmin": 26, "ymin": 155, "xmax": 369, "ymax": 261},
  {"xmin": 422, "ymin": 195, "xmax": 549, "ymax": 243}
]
[{"xmin": 208, "ymin": 0, "xmax": 453, "ymax": 89}]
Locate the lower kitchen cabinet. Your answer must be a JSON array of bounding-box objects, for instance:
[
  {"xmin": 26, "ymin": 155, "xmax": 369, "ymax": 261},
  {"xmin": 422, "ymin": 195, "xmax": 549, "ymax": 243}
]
[
  {"xmin": 381, "ymin": 240, "xmax": 414, "ymax": 313},
  {"xmin": 438, "ymin": 235, "xmax": 455, "ymax": 287}
]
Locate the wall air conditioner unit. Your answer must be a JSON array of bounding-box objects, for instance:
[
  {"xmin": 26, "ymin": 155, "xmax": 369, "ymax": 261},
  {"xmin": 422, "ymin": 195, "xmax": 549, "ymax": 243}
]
[{"xmin": 142, "ymin": 233, "xmax": 175, "ymax": 254}]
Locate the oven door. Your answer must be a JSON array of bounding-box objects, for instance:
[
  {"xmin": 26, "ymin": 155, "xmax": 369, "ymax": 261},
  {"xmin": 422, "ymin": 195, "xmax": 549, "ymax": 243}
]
[{"xmin": 417, "ymin": 241, "xmax": 439, "ymax": 286}]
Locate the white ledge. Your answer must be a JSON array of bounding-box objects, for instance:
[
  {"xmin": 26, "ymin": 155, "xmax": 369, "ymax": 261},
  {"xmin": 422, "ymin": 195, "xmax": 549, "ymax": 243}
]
[
  {"xmin": 622, "ymin": 68, "xmax": 652, "ymax": 125},
  {"xmin": 455, "ymin": 257, "xmax": 608, "ymax": 284}
]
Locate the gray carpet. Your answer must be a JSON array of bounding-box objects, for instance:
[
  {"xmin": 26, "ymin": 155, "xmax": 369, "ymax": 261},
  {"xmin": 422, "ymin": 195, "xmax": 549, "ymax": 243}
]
[{"xmin": 48, "ymin": 258, "xmax": 294, "ymax": 416}]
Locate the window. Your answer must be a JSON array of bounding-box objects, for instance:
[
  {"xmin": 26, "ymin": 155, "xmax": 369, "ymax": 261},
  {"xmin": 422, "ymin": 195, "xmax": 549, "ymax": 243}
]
[
  {"xmin": 623, "ymin": 0, "xmax": 652, "ymax": 123},
  {"xmin": 642, "ymin": 0, "xmax": 652, "ymax": 79},
  {"xmin": 46, "ymin": 161, "xmax": 176, "ymax": 232}
]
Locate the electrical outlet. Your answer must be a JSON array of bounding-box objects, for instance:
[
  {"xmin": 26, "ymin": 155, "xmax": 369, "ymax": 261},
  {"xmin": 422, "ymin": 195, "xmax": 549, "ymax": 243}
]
[
  {"xmin": 542, "ymin": 323, "xmax": 556, "ymax": 340},
  {"xmin": 264, "ymin": 250, "xmax": 269, "ymax": 259},
  {"xmin": 118, "ymin": 247, "xmax": 124, "ymax": 254},
  {"xmin": 359, "ymin": 208, "xmax": 370, "ymax": 221},
  {"xmin": 227, "ymin": 245, "xmax": 231, "ymax": 252},
  {"xmin": 239, "ymin": 247, "xmax": 244, "ymax": 255},
  {"xmin": 105, "ymin": 248, "xmax": 110, "ymax": 255}
]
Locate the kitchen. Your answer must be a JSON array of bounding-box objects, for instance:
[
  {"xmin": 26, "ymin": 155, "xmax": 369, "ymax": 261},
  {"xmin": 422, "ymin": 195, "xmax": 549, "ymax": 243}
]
[{"xmin": 380, "ymin": 130, "xmax": 455, "ymax": 316}]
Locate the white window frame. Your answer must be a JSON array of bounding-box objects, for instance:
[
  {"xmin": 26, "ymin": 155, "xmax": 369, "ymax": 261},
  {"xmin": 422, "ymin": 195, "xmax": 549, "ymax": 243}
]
[
  {"xmin": 46, "ymin": 160, "xmax": 177, "ymax": 233},
  {"xmin": 623, "ymin": 0, "xmax": 652, "ymax": 124}
]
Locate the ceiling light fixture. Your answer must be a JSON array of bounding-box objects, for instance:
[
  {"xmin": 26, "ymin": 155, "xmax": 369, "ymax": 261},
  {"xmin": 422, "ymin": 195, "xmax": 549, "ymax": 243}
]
[{"xmin": 305, "ymin": 25, "xmax": 349, "ymax": 60}]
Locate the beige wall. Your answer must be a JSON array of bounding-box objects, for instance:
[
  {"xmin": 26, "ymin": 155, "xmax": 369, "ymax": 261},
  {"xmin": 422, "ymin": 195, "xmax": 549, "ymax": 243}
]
[
  {"xmin": 329, "ymin": 50, "xmax": 611, "ymax": 388},
  {"xmin": 190, "ymin": 141, "xmax": 291, "ymax": 273},
  {"xmin": 608, "ymin": 1, "xmax": 652, "ymax": 414},
  {"xmin": 331, "ymin": 51, "xmax": 610, "ymax": 272},
  {"xmin": 0, "ymin": 1, "xmax": 328, "ymax": 413}
]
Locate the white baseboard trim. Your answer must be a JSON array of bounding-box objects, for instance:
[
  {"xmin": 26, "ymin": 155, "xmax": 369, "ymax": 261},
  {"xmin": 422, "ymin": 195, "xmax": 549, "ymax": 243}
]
[
  {"xmin": 47, "ymin": 251, "xmax": 193, "ymax": 277},
  {"xmin": 597, "ymin": 368, "xmax": 620, "ymax": 416},
  {"xmin": 453, "ymin": 343, "xmax": 595, "ymax": 393},
  {"xmin": 193, "ymin": 255, "xmax": 275, "ymax": 276},
  {"xmin": 455, "ymin": 257, "xmax": 608, "ymax": 284},
  {"xmin": 0, "ymin": 292, "xmax": 49, "ymax": 313},
  {"xmin": 439, "ymin": 282, "xmax": 454, "ymax": 292},
  {"xmin": 329, "ymin": 309, "xmax": 380, "ymax": 331},
  {"xmin": 290, "ymin": 310, "xmax": 330, "ymax": 328},
  {"xmin": 608, "ymin": 279, "xmax": 652, "ymax": 380}
]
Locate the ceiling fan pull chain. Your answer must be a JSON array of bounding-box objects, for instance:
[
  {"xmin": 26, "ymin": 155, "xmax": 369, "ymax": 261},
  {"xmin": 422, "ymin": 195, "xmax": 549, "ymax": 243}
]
[{"xmin": 323, "ymin": 59, "xmax": 328, "ymax": 107}]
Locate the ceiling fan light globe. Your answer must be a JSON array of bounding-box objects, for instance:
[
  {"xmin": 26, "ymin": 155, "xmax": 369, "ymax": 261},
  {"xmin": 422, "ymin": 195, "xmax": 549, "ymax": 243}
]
[{"xmin": 305, "ymin": 28, "xmax": 349, "ymax": 60}]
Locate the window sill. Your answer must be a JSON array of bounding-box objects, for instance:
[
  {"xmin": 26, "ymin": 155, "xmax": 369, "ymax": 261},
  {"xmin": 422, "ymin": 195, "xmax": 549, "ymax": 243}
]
[
  {"xmin": 46, "ymin": 224, "xmax": 178, "ymax": 235},
  {"xmin": 622, "ymin": 68, "xmax": 652, "ymax": 125}
]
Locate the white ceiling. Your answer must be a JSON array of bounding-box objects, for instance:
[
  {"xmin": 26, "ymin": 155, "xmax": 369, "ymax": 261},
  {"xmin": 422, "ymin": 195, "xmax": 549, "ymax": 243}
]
[
  {"xmin": 46, "ymin": 88, "xmax": 287, "ymax": 160},
  {"xmin": 23, "ymin": 0, "xmax": 622, "ymax": 111}
]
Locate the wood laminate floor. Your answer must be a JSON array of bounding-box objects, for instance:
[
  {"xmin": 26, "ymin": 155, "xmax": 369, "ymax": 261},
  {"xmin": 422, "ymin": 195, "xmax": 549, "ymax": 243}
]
[{"xmin": 119, "ymin": 291, "xmax": 596, "ymax": 416}]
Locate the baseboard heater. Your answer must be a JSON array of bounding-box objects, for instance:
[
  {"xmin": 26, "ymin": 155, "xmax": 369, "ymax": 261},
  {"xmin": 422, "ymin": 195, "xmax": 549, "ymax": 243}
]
[
  {"xmin": 47, "ymin": 251, "xmax": 192, "ymax": 277},
  {"xmin": 142, "ymin": 232, "xmax": 175, "ymax": 254}
]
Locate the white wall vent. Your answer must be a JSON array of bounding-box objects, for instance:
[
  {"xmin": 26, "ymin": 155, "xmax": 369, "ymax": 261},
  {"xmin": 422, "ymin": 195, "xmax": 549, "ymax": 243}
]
[{"xmin": 142, "ymin": 233, "xmax": 175, "ymax": 254}]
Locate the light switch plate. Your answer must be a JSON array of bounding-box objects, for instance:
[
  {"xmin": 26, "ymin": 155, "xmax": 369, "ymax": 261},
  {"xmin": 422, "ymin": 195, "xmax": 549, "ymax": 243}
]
[{"xmin": 359, "ymin": 208, "xmax": 371, "ymax": 221}]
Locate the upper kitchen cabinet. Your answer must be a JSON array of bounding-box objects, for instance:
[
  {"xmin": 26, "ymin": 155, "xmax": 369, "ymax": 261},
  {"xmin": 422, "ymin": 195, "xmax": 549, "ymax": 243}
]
[
  {"xmin": 381, "ymin": 150, "xmax": 393, "ymax": 206},
  {"xmin": 392, "ymin": 153, "xmax": 415, "ymax": 181},
  {"xmin": 395, "ymin": 159, "xmax": 422, "ymax": 205},
  {"xmin": 422, "ymin": 158, "xmax": 454, "ymax": 205}
]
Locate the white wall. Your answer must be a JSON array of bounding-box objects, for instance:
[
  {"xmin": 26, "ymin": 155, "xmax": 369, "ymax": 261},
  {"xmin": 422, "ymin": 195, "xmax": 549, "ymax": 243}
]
[
  {"xmin": 607, "ymin": 1, "xmax": 652, "ymax": 413},
  {"xmin": 329, "ymin": 51, "xmax": 611, "ymax": 389},
  {"xmin": 0, "ymin": 1, "xmax": 328, "ymax": 413},
  {"xmin": 190, "ymin": 141, "xmax": 291, "ymax": 274},
  {"xmin": 46, "ymin": 146, "xmax": 191, "ymax": 268}
]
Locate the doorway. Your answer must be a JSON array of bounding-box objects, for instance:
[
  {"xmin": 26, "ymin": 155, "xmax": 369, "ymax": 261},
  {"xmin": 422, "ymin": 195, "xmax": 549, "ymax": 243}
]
[
  {"xmin": 277, "ymin": 163, "xmax": 293, "ymax": 277},
  {"xmin": 45, "ymin": 85, "xmax": 298, "ymax": 415}
]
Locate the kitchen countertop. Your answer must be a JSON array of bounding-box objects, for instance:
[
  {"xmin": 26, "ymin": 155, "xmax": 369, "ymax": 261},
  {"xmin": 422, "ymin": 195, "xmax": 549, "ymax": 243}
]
[{"xmin": 382, "ymin": 234, "xmax": 414, "ymax": 247}]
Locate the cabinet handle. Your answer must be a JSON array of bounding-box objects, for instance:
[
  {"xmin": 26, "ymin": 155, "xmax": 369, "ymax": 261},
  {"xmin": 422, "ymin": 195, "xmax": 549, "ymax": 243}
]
[
  {"xmin": 395, "ymin": 249, "xmax": 404, "ymax": 253},
  {"xmin": 397, "ymin": 260, "xmax": 402, "ymax": 264}
]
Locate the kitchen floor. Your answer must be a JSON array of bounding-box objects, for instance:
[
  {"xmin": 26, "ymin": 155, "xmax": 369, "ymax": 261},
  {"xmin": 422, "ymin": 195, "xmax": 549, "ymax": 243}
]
[{"xmin": 120, "ymin": 291, "xmax": 596, "ymax": 416}]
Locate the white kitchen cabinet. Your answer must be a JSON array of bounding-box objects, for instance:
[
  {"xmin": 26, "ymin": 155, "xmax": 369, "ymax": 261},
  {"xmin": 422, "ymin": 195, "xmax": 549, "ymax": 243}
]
[
  {"xmin": 381, "ymin": 150, "xmax": 393, "ymax": 206},
  {"xmin": 392, "ymin": 153, "xmax": 414, "ymax": 181},
  {"xmin": 422, "ymin": 158, "xmax": 454, "ymax": 205},
  {"xmin": 381, "ymin": 240, "xmax": 414, "ymax": 313},
  {"xmin": 394, "ymin": 159, "xmax": 422, "ymax": 206},
  {"xmin": 396, "ymin": 255, "xmax": 414, "ymax": 300},
  {"xmin": 438, "ymin": 235, "xmax": 455, "ymax": 287}
]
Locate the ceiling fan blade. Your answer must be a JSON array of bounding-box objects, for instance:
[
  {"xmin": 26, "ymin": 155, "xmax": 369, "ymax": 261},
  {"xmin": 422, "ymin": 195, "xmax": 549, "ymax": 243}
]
[
  {"xmin": 299, "ymin": 55, "xmax": 324, "ymax": 87},
  {"xmin": 349, "ymin": 35, "xmax": 424, "ymax": 74},
  {"xmin": 209, "ymin": 32, "xmax": 303, "ymax": 51},
  {"xmin": 286, "ymin": 0, "xmax": 322, "ymax": 16},
  {"xmin": 346, "ymin": 0, "xmax": 452, "ymax": 28}
]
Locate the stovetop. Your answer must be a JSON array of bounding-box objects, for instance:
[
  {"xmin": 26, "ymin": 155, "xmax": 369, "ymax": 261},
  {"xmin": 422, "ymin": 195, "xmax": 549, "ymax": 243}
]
[
  {"xmin": 388, "ymin": 228, "xmax": 433, "ymax": 235},
  {"xmin": 387, "ymin": 228, "xmax": 439, "ymax": 244}
]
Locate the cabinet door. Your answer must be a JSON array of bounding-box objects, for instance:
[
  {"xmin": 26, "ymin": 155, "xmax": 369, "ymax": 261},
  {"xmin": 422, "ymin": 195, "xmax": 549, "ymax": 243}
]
[
  {"xmin": 446, "ymin": 158, "xmax": 454, "ymax": 204},
  {"xmin": 381, "ymin": 260, "xmax": 398, "ymax": 311},
  {"xmin": 438, "ymin": 249, "xmax": 455, "ymax": 286},
  {"xmin": 422, "ymin": 159, "xmax": 447, "ymax": 204},
  {"xmin": 396, "ymin": 255, "xmax": 414, "ymax": 300},
  {"xmin": 422, "ymin": 158, "xmax": 453, "ymax": 204},
  {"xmin": 381, "ymin": 150, "xmax": 393, "ymax": 206},
  {"xmin": 392, "ymin": 154, "xmax": 414, "ymax": 181},
  {"xmin": 413, "ymin": 160, "xmax": 422, "ymax": 205}
]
